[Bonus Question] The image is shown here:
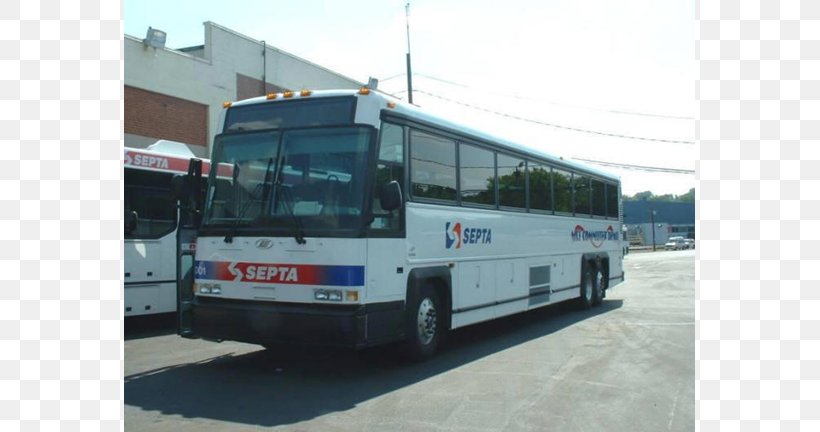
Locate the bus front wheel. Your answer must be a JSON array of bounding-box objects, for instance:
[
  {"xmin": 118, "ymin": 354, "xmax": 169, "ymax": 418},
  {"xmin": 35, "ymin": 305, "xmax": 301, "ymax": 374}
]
[{"xmin": 404, "ymin": 286, "xmax": 441, "ymax": 361}]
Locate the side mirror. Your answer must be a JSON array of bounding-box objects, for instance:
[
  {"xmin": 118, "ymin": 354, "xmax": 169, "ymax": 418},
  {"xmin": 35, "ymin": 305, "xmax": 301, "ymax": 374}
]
[
  {"xmin": 379, "ymin": 181, "xmax": 402, "ymax": 212},
  {"xmin": 170, "ymin": 174, "xmax": 187, "ymax": 200}
]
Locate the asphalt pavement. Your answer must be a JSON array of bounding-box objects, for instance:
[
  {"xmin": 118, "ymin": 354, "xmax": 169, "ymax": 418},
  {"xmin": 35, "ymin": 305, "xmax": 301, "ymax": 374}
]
[{"xmin": 124, "ymin": 249, "xmax": 695, "ymax": 431}]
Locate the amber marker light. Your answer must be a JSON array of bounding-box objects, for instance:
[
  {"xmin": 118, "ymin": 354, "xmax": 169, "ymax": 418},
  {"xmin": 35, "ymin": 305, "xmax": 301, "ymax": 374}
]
[
  {"xmin": 283, "ymin": 91, "xmax": 294, "ymax": 98},
  {"xmin": 300, "ymin": 89, "xmax": 312, "ymax": 97},
  {"xmin": 266, "ymin": 93, "xmax": 278, "ymax": 100},
  {"xmin": 222, "ymin": 101, "xmax": 232, "ymax": 108},
  {"xmin": 358, "ymin": 87, "xmax": 371, "ymax": 95}
]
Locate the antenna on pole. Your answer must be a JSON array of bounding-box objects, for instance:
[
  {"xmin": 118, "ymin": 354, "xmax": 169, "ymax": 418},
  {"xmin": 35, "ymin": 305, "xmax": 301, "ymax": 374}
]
[{"xmin": 405, "ymin": 1, "xmax": 414, "ymax": 104}]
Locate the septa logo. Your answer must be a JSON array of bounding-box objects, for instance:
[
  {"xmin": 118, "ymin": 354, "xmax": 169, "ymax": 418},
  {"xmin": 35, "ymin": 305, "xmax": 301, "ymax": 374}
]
[{"xmin": 445, "ymin": 222, "xmax": 462, "ymax": 249}]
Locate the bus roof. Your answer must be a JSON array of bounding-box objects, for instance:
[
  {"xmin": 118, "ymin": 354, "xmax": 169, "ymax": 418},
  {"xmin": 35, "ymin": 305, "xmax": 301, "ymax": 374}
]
[
  {"xmin": 228, "ymin": 89, "xmax": 620, "ymax": 183},
  {"xmin": 125, "ymin": 142, "xmax": 218, "ymax": 176}
]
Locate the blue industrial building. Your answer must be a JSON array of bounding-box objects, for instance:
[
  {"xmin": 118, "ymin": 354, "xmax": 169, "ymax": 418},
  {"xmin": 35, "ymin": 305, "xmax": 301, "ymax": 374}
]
[{"xmin": 623, "ymin": 201, "xmax": 695, "ymax": 247}]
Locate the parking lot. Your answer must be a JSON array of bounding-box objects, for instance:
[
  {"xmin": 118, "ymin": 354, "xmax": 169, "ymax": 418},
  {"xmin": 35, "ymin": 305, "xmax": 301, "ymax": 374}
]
[{"xmin": 125, "ymin": 250, "xmax": 694, "ymax": 431}]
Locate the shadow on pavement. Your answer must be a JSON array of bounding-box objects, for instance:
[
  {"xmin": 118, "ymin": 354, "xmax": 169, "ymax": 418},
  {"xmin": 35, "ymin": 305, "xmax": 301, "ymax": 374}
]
[
  {"xmin": 125, "ymin": 298, "xmax": 623, "ymax": 428},
  {"xmin": 125, "ymin": 313, "xmax": 177, "ymax": 341}
]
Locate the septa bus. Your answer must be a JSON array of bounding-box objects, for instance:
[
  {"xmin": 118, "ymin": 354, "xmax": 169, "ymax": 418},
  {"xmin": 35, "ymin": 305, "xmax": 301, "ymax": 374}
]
[
  {"xmin": 124, "ymin": 140, "xmax": 213, "ymax": 317},
  {"xmin": 175, "ymin": 88, "xmax": 624, "ymax": 360}
]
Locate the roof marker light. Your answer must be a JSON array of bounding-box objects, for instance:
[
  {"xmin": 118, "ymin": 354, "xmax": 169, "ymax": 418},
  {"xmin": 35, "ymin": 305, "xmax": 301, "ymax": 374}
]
[
  {"xmin": 283, "ymin": 91, "xmax": 294, "ymax": 98},
  {"xmin": 266, "ymin": 93, "xmax": 278, "ymax": 100},
  {"xmin": 358, "ymin": 87, "xmax": 371, "ymax": 95},
  {"xmin": 222, "ymin": 101, "xmax": 232, "ymax": 108},
  {"xmin": 300, "ymin": 89, "xmax": 312, "ymax": 97},
  {"xmin": 387, "ymin": 101, "xmax": 397, "ymax": 109}
]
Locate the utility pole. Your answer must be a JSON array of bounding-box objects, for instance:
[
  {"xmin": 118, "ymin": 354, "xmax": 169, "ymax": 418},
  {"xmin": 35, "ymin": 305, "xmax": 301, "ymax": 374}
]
[
  {"xmin": 650, "ymin": 209, "xmax": 657, "ymax": 251},
  {"xmin": 405, "ymin": 1, "xmax": 414, "ymax": 104}
]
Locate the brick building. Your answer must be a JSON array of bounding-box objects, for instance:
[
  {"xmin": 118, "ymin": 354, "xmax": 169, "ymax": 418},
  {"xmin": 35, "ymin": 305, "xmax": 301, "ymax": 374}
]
[{"xmin": 124, "ymin": 22, "xmax": 363, "ymax": 157}]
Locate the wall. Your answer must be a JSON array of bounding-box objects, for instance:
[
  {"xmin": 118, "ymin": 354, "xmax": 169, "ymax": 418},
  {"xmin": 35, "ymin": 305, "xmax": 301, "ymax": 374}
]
[
  {"xmin": 124, "ymin": 86, "xmax": 208, "ymax": 148},
  {"xmin": 124, "ymin": 21, "xmax": 363, "ymax": 156}
]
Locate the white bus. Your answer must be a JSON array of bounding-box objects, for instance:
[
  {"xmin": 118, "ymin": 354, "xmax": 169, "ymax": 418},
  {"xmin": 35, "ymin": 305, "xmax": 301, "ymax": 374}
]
[
  {"xmin": 178, "ymin": 89, "xmax": 624, "ymax": 359},
  {"xmin": 124, "ymin": 141, "xmax": 210, "ymax": 317}
]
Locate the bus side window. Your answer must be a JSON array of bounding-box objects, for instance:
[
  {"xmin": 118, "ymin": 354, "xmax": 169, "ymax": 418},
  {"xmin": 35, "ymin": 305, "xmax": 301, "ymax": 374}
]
[
  {"xmin": 124, "ymin": 169, "xmax": 177, "ymax": 239},
  {"xmin": 573, "ymin": 174, "xmax": 591, "ymax": 217},
  {"xmin": 553, "ymin": 168, "xmax": 572, "ymax": 214},
  {"xmin": 410, "ymin": 130, "xmax": 456, "ymax": 202},
  {"xmin": 591, "ymin": 179, "xmax": 606, "ymax": 217},
  {"xmin": 606, "ymin": 182, "xmax": 619, "ymax": 218},
  {"xmin": 372, "ymin": 122, "xmax": 405, "ymax": 230},
  {"xmin": 528, "ymin": 163, "xmax": 553, "ymax": 213}
]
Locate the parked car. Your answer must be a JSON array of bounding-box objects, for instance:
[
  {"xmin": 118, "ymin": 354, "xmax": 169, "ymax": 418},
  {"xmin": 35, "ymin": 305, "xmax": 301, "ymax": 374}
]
[
  {"xmin": 664, "ymin": 237, "xmax": 687, "ymax": 250},
  {"xmin": 684, "ymin": 238, "xmax": 695, "ymax": 249}
]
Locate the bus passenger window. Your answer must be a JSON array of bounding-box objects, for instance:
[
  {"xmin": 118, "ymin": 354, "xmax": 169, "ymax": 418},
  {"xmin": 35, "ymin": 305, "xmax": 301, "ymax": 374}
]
[
  {"xmin": 591, "ymin": 179, "xmax": 606, "ymax": 217},
  {"xmin": 529, "ymin": 163, "xmax": 552, "ymax": 212},
  {"xmin": 574, "ymin": 174, "xmax": 591, "ymax": 216},
  {"xmin": 410, "ymin": 130, "xmax": 456, "ymax": 202},
  {"xmin": 459, "ymin": 144, "xmax": 495, "ymax": 206},
  {"xmin": 553, "ymin": 169, "xmax": 572, "ymax": 214},
  {"xmin": 497, "ymin": 153, "xmax": 526, "ymax": 209},
  {"xmin": 606, "ymin": 183, "xmax": 620, "ymax": 218}
]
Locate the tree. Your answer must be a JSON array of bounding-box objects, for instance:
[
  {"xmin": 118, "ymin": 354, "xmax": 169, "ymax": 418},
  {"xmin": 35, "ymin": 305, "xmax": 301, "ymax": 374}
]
[
  {"xmin": 622, "ymin": 188, "xmax": 695, "ymax": 202},
  {"xmin": 678, "ymin": 188, "xmax": 695, "ymax": 202},
  {"xmin": 630, "ymin": 191, "xmax": 655, "ymax": 201}
]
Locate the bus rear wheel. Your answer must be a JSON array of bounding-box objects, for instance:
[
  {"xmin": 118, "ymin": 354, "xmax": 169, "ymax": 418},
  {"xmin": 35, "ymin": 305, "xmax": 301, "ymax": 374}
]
[
  {"xmin": 593, "ymin": 266, "xmax": 607, "ymax": 306},
  {"xmin": 578, "ymin": 262, "xmax": 599, "ymax": 310},
  {"xmin": 404, "ymin": 286, "xmax": 441, "ymax": 361}
]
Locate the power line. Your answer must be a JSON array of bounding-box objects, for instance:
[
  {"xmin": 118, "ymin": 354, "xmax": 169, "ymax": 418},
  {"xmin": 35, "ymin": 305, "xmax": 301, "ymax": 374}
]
[
  {"xmin": 571, "ymin": 157, "xmax": 695, "ymax": 174},
  {"xmin": 414, "ymin": 90, "xmax": 695, "ymax": 145},
  {"xmin": 383, "ymin": 72, "xmax": 694, "ymax": 120}
]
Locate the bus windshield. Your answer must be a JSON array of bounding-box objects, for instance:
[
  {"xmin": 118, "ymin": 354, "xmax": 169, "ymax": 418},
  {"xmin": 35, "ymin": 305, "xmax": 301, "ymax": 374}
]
[{"xmin": 202, "ymin": 126, "xmax": 373, "ymax": 234}]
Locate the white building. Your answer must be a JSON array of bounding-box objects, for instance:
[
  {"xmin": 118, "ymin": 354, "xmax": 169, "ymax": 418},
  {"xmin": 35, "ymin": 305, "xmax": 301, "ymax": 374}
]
[{"xmin": 124, "ymin": 21, "xmax": 364, "ymax": 157}]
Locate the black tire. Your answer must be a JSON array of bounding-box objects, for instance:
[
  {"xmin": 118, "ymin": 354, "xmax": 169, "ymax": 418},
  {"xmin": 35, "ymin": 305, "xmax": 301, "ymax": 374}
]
[
  {"xmin": 404, "ymin": 286, "xmax": 442, "ymax": 361},
  {"xmin": 593, "ymin": 266, "xmax": 607, "ymax": 306},
  {"xmin": 578, "ymin": 261, "xmax": 597, "ymax": 310}
]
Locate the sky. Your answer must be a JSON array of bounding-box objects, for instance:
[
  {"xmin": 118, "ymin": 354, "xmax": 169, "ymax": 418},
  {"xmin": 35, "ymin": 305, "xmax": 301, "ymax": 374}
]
[{"xmin": 124, "ymin": 0, "xmax": 695, "ymax": 196}]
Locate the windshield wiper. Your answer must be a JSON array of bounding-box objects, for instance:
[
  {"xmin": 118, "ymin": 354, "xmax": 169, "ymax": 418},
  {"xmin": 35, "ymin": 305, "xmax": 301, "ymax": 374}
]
[
  {"xmin": 275, "ymin": 182, "xmax": 307, "ymax": 245},
  {"xmin": 224, "ymin": 158, "xmax": 275, "ymax": 243}
]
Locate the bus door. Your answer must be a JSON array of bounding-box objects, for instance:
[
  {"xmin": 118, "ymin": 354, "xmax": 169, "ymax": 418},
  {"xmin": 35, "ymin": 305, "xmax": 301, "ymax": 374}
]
[{"xmin": 176, "ymin": 159, "xmax": 203, "ymax": 338}]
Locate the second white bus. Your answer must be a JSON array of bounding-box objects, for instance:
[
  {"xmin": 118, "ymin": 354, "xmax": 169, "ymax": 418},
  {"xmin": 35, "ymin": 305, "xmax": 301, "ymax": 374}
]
[{"xmin": 124, "ymin": 141, "xmax": 211, "ymax": 317}]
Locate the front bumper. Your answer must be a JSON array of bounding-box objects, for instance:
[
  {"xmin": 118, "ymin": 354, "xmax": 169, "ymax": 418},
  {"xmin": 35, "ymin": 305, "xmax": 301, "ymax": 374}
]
[{"xmin": 191, "ymin": 296, "xmax": 405, "ymax": 348}]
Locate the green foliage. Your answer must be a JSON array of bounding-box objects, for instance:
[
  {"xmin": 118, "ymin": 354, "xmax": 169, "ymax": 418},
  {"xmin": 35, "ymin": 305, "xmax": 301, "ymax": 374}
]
[{"xmin": 622, "ymin": 187, "xmax": 695, "ymax": 203}]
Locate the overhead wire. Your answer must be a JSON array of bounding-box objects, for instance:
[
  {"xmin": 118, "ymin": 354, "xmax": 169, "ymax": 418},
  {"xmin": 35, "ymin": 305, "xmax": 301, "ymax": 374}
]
[
  {"xmin": 412, "ymin": 89, "xmax": 695, "ymax": 145},
  {"xmin": 382, "ymin": 72, "xmax": 694, "ymax": 120},
  {"xmin": 570, "ymin": 157, "xmax": 694, "ymax": 174}
]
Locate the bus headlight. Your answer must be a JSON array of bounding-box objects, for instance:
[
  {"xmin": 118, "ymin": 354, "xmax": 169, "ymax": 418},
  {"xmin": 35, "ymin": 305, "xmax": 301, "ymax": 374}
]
[
  {"xmin": 197, "ymin": 283, "xmax": 222, "ymax": 295},
  {"xmin": 314, "ymin": 289, "xmax": 343, "ymax": 301}
]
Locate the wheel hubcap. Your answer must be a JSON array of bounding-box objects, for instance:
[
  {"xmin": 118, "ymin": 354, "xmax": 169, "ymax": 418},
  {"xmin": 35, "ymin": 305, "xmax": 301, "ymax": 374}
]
[
  {"xmin": 584, "ymin": 276, "xmax": 593, "ymax": 302},
  {"xmin": 417, "ymin": 298, "xmax": 437, "ymax": 345}
]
